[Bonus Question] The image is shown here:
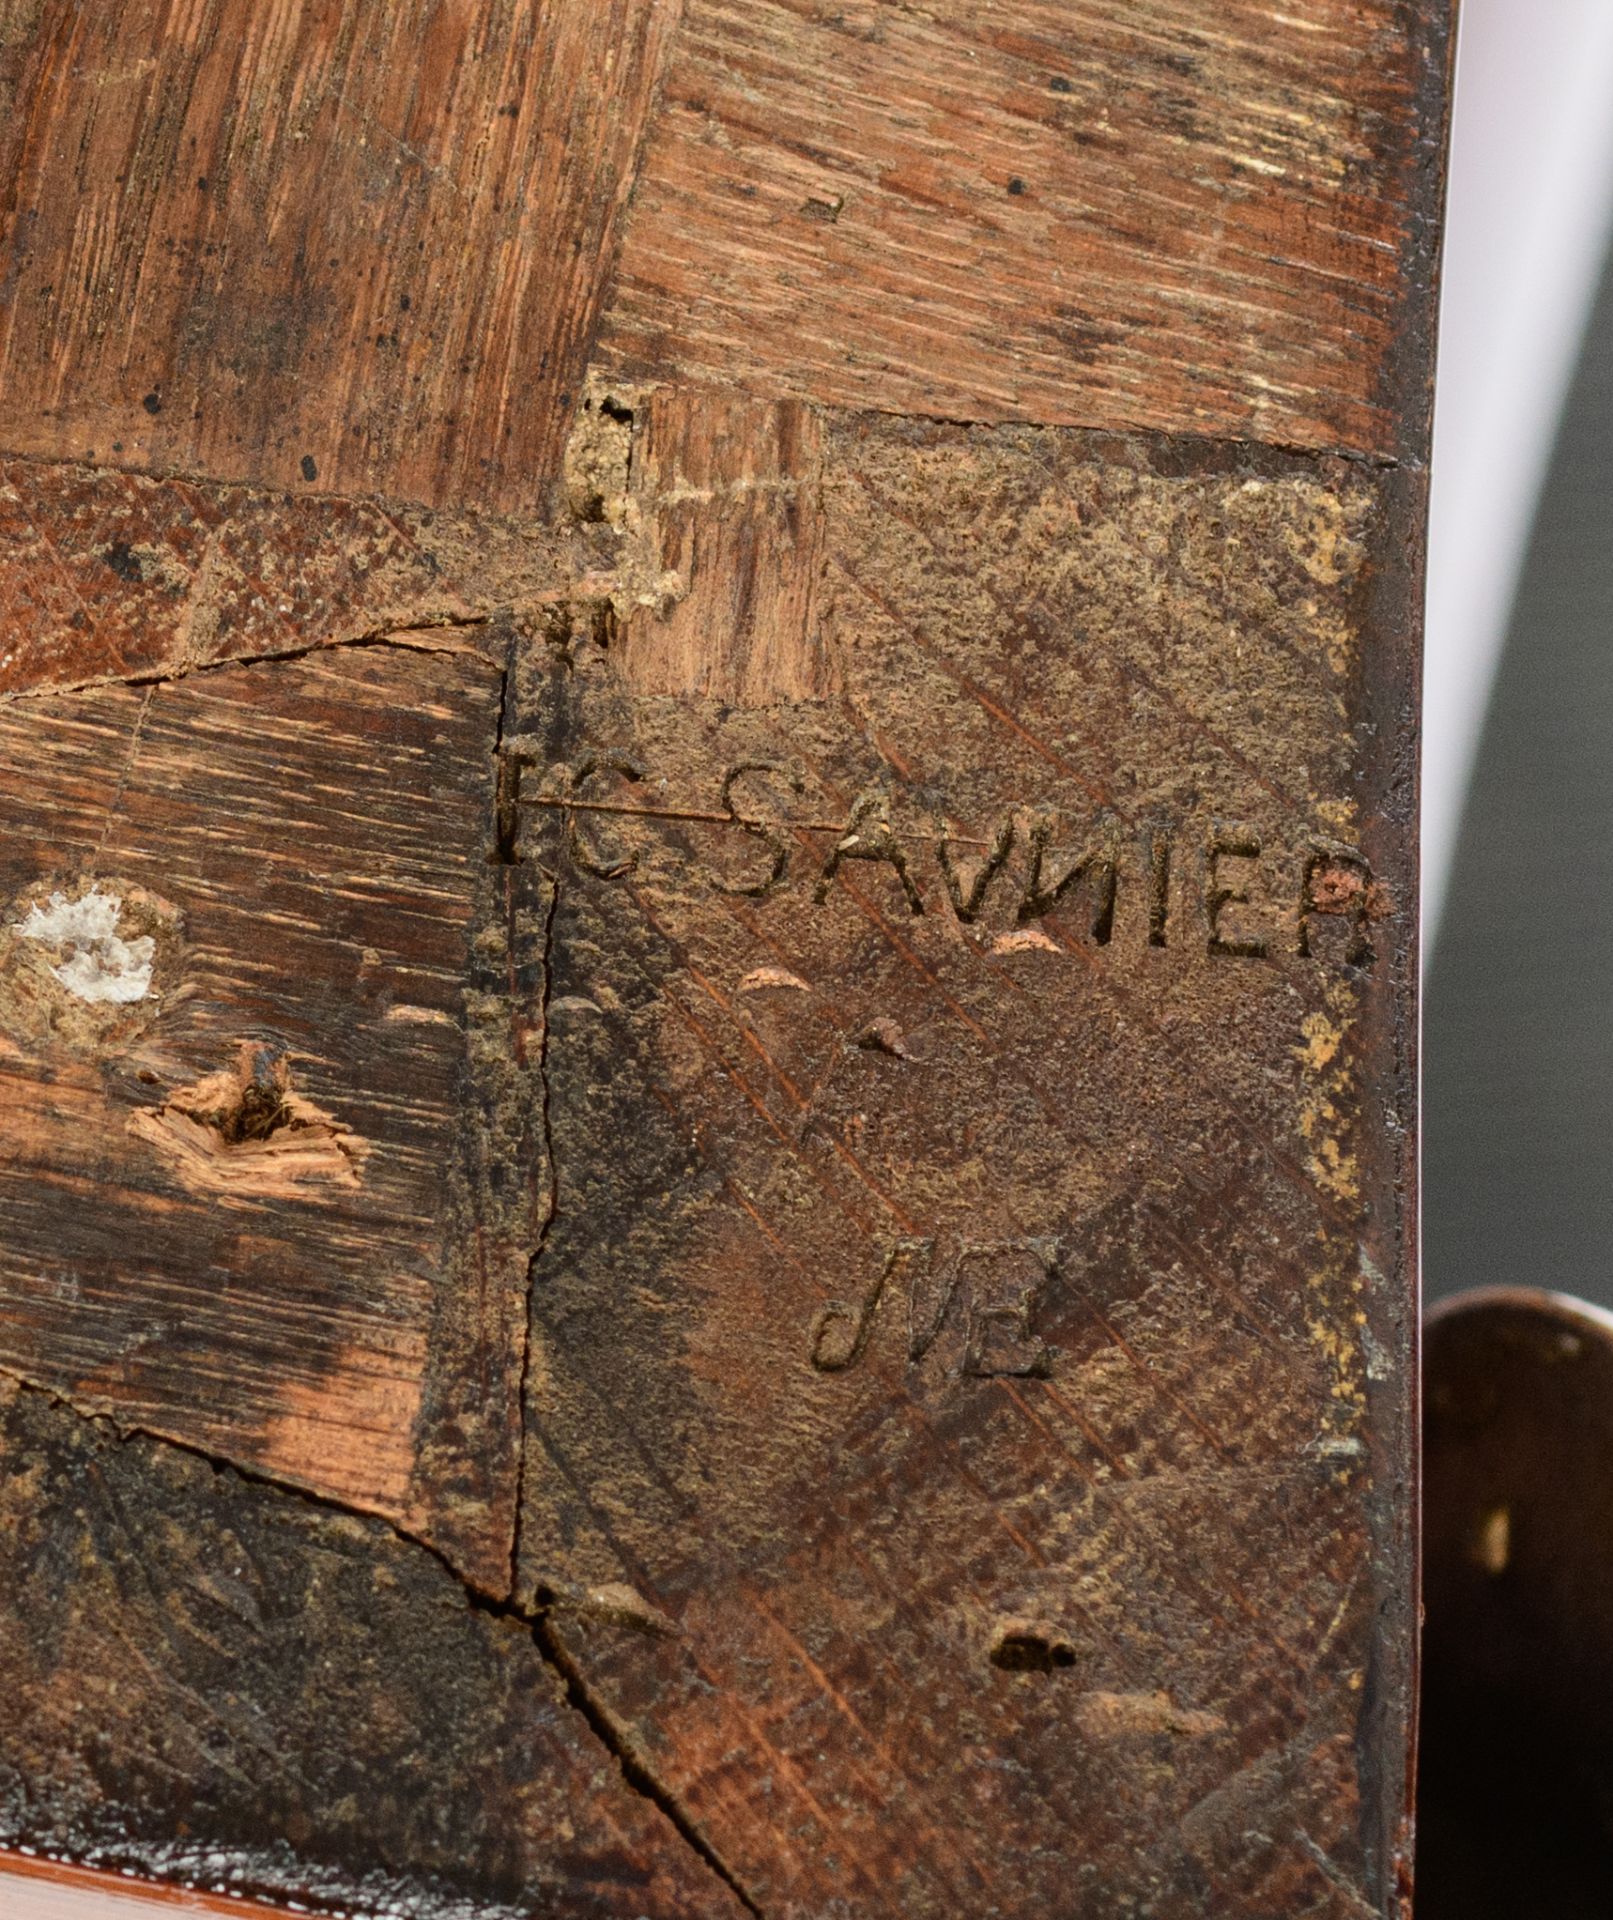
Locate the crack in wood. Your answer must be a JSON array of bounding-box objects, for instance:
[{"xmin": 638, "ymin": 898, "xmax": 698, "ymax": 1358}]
[
  {"xmin": 531, "ymin": 1610, "xmax": 766, "ymax": 1920},
  {"xmin": 0, "ymin": 1360, "xmax": 506, "ymax": 1607},
  {"xmin": 0, "ymin": 614, "xmax": 500, "ymax": 706},
  {"xmin": 0, "ymin": 1361, "xmax": 754, "ymax": 1913},
  {"xmin": 496, "ymin": 645, "xmax": 564, "ymax": 1607}
]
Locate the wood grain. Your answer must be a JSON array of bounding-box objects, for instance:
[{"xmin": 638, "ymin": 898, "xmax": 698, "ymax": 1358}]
[
  {"xmin": 0, "ymin": 455, "xmax": 624, "ymax": 699},
  {"xmin": 508, "ymin": 416, "xmax": 1421, "ymax": 1917},
  {"xmin": 0, "ymin": 1373, "xmax": 748, "ymax": 1920},
  {"xmin": 0, "ymin": 644, "xmax": 532, "ymax": 1593},
  {"xmin": 0, "ymin": 0, "xmax": 1450, "ymax": 1913},
  {"xmin": 0, "ymin": 0, "xmax": 680, "ymax": 509},
  {"xmin": 616, "ymin": 391, "xmax": 830, "ymax": 703},
  {"xmin": 596, "ymin": 0, "xmax": 1450, "ymax": 458}
]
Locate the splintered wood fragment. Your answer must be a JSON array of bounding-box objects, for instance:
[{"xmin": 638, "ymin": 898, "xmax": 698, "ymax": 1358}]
[{"xmin": 0, "ymin": 1, "xmax": 1451, "ymax": 1915}]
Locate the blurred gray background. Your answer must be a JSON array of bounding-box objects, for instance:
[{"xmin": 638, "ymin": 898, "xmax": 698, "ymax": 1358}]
[
  {"xmin": 1425, "ymin": 243, "xmax": 1613, "ymax": 1302},
  {"xmin": 1422, "ymin": 0, "xmax": 1613, "ymax": 1305}
]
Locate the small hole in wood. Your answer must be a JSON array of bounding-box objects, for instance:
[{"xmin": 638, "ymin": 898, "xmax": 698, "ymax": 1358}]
[
  {"xmin": 129, "ymin": 1042, "xmax": 364, "ymax": 1195},
  {"xmin": 219, "ymin": 1044, "xmax": 294, "ymax": 1143},
  {"xmin": 990, "ymin": 1629, "xmax": 1078, "ymax": 1673}
]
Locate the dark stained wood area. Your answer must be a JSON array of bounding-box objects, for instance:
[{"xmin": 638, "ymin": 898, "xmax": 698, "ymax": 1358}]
[
  {"xmin": 0, "ymin": 1, "xmax": 1451, "ymax": 1915},
  {"xmin": 0, "ymin": 1373, "xmax": 748, "ymax": 1920}
]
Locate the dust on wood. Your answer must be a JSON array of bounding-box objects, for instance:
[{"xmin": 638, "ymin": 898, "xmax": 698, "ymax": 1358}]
[
  {"xmin": 0, "ymin": 0, "xmax": 1449, "ymax": 1913},
  {"xmin": 503, "ymin": 417, "xmax": 1420, "ymax": 1918},
  {"xmin": 0, "ymin": 458, "xmax": 619, "ymax": 700},
  {"xmin": 616, "ymin": 390, "xmax": 831, "ymax": 703},
  {"xmin": 0, "ymin": 1373, "xmax": 750, "ymax": 1920}
]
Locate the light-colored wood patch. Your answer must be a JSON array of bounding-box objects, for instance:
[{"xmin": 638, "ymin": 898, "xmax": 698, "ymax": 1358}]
[
  {"xmin": 129, "ymin": 1042, "xmax": 365, "ymax": 1198},
  {"xmin": 260, "ymin": 1338, "xmax": 427, "ymax": 1523},
  {"xmin": 597, "ymin": 0, "xmax": 1441, "ymax": 457},
  {"xmin": 617, "ymin": 390, "xmax": 831, "ymax": 704}
]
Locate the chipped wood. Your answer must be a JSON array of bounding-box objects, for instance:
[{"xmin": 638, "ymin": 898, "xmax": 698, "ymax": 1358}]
[
  {"xmin": 126, "ymin": 1041, "xmax": 367, "ymax": 1197},
  {"xmin": 0, "ymin": 646, "xmax": 529, "ymax": 1592},
  {"xmin": 0, "ymin": 2, "xmax": 1451, "ymax": 1915}
]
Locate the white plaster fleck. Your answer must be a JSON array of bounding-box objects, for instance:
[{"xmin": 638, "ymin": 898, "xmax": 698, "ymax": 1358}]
[{"xmin": 15, "ymin": 888, "xmax": 156, "ymax": 1004}]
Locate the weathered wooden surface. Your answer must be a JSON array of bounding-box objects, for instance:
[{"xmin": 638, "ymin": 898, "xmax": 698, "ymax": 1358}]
[
  {"xmin": 0, "ymin": 0, "xmax": 1447, "ymax": 492},
  {"xmin": 595, "ymin": 0, "xmax": 1451, "ymax": 458},
  {"xmin": 512, "ymin": 417, "xmax": 1422, "ymax": 1916},
  {"xmin": 0, "ymin": 642, "xmax": 544, "ymax": 1592},
  {"xmin": 0, "ymin": 1373, "xmax": 747, "ymax": 1919},
  {"xmin": 0, "ymin": 0, "xmax": 679, "ymax": 509},
  {"xmin": 0, "ymin": 459, "xmax": 618, "ymax": 696},
  {"xmin": 0, "ymin": 1, "xmax": 1449, "ymax": 1915}
]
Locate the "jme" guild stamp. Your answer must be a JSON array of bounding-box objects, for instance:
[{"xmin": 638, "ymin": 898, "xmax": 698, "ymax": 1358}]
[{"xmin": 812, "ymin": 1237, "xmax": 1061, "ymax": 1380}]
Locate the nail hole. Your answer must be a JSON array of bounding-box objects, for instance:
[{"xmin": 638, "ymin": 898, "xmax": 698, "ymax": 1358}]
[{"xmin": 991, "ymin": 1629, "xmax": 1078, "ymax": 1673}]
